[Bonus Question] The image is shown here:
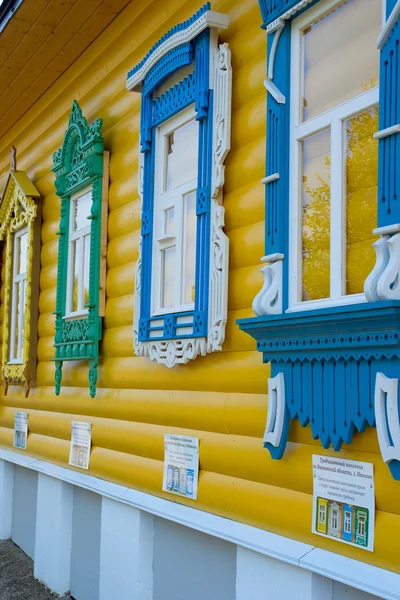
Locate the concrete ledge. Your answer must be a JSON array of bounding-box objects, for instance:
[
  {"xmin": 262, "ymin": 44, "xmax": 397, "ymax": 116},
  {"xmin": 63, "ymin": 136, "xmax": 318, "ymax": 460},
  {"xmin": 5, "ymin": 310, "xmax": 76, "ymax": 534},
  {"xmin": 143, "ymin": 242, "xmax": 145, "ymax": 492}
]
[{"xmin": 0, "ymin": 448, "xmax": 399, "ymax": 600}]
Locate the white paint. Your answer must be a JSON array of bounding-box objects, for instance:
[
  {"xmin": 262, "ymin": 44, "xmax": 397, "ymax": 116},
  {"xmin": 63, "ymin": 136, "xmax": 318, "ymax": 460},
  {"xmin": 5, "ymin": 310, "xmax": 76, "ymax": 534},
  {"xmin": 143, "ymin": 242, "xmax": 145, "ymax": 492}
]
[
  {"xmin": 264, "ymin": 79, "xmax": 286, "ymax": 104},
  {"xmin": 126, "ymin": 11, "xmax": 229, "ymax": 91},
  {"xmin": 211, "ymin": 43, "xmax": 232, "ymax": 199},
  {"xmin": 0, "ymin": 448, "xmax": 399, "ymax": 599},
  {"xmin": 377, "ymin": 0, "xmax": 400, "ymax": 48},
  {"xmin": 99, "ymin": 498, "xmax": 154, "ymax": 600},
  {"xmin": 236, "ymin": 547, "xmax": 334, "ymax": 600},
  {"xmin": 263, "ymin": 373, "xmax": 286, "ymax": 448},
  {"xmin": 265, "ymin": 0, "xmax": 316, "ymax": 32},
  {"xmin": 375, "ymin": 373, "xmax": 400, "ymax": 464},
  {"xmin": 262, "ymin": 172, "xmax": 280, "ymax": 185},
  {"xmin": 0, "ymin": 459, "xmax": 14, "ymax": 540},
  {"xmin": 366, "ymin": 232, "xmax": 400, "ymax": 301},
  {"xmin": 288, "ymin": 0, "xmax": 379, "ymax": 311},
  {"xmin": 34, "ymin": 474, "xmax": 73, "ymax": 595},
  {"xmin": 374, "ymin": 124, "xmax": 400, "ymax": 140},
  {"xmin": 373, "ymin": 223, "xmax": 400, "ymax": 235},
  {"xmin": 252, "ymin": 254, "xmax": 283, "ymax": 315},
  {"xmin": 12, "ymin": 465, "xmax": 37, "ymax": 559},
  {"xmin": 267, "ymin": 24, "xmax": 284, "ymax": 80}
]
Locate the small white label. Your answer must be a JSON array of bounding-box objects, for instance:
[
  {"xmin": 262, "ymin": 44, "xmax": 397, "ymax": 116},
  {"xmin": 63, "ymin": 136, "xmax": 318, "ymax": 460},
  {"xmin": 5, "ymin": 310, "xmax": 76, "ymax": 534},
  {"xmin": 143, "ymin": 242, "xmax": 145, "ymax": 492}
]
[
  {"xmin": 13, "ymin": 412, "xmax": 28, "ymax": 450},
  {"xmin": 163, "ymin": 434, "xmax": 199, "ymax": 500},
  {"xmin": 312, "ymin": 455, "xmax": 375, "ymax": 552},
  {"xmin": 69, "ymin": 421, "xmax": 92, "ymax": 470}
]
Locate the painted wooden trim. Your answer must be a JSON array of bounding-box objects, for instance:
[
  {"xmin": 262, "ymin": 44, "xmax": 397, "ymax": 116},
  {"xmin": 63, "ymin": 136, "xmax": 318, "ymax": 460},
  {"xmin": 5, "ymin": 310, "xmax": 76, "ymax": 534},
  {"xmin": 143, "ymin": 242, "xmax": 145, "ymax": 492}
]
[
  {"xmin": 377, "ymin": 0, "xmax": 400, "ymax": 48},
  {"xmin": 261, "ymin": 173, "xmax": 280, "ymax": 185},
  {"xmin": 373, "ymin": 223, "xmax": 400, "ymax": 235},
  {"xmin": 0, "ymin": 170, "xmax": 41, "ymax": 397},
  {"xmin": 374, "ymin": 124, "xmax": 400, "ymax": 139},
  {"xmin": 126, "ymin": 7, "xmax": 229, "ymax": 92},
  {"xmin": 1, "ymin": 448, "xmax": 400, "ymax": 599},
  {"xmin": 99, "ymin": 152, "xmax": 110, "ymax": 318},
  {"xmin": 264, "ymin": 79, "xmax": 286, "ymax": 104}
]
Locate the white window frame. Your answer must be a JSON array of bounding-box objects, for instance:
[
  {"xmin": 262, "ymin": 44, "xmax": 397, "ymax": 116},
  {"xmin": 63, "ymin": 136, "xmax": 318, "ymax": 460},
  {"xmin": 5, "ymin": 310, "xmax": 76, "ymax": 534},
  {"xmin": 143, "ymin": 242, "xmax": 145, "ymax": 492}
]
[
  {"xmin": 288, "ymin": 0, "xmax": 380, "ymax": 312},
  {"xmin": 357, "ymin": 513, "xmax": 366, "ymax": 537},
  {"xmin": 151, "ymin": 106, "xmax": 198, "ymax": 317},
  {"xmin": 65, "ymin": 186, "xmax": 92, "ymax": 319},
  {"xmin": 344, "ymin": 510, "xmax": 351, "ymax": 533},
  {"xmin": 319, "ymin": 504, "xmax": 326, "ymax": 523},
  {"xmin": 9, "ymin": 226, "xmax": 28, "ymax": 364},
  {"xmin": 331, "ymin": 506, "xmax": 338, "ymax": 530}
]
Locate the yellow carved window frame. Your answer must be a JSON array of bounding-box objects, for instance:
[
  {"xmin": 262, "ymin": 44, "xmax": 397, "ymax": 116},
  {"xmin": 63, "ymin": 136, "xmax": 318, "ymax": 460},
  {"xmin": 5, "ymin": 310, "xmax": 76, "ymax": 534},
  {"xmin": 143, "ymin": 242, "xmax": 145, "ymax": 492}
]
[{"xmin": 0, "ymin": 170, "xmax": 41, "ymax": 397}]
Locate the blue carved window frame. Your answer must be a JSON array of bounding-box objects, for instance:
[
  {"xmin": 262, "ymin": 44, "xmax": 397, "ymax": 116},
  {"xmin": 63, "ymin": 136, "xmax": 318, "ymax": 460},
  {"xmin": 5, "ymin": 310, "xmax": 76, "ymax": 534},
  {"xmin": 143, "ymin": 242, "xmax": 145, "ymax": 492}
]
[
  {"xmin": 239, "ymin": 0, "xmax": 400, "ymax": 480},
  {"xmin": 133, "ymin": 14, "xmax": 212, "ymax": 344}
]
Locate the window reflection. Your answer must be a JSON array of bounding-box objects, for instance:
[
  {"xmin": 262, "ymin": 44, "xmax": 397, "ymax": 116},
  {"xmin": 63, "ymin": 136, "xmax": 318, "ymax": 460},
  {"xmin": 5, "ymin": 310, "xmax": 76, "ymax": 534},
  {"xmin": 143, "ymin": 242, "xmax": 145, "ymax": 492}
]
[{"xmin": 166, "ymin": 119, "xmax": 198, "ymax": 191}]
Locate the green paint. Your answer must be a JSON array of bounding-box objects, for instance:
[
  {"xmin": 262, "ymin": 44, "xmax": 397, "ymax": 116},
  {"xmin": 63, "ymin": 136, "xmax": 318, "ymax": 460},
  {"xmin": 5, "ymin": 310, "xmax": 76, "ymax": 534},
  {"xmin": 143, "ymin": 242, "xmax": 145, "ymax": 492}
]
[{"xmin": 52, "ymin": 101, "xmax": 104, "ymax": 398}]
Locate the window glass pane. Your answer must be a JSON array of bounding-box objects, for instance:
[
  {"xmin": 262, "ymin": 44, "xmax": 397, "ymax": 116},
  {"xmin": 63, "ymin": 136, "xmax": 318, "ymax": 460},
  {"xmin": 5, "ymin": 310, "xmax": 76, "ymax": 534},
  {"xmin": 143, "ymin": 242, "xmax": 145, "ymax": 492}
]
[
  {"xmin": 83, "ymin": 235, "xmax": 90, "ymax": 308},
  {"xmin": 161, "ymin": 246, "xmax": 175, "ymax": 308},
  {"xmin": 164, "ymin": 207, "xmax": 175, "ymax": 235},
  {"xmin": 166, "ymin": 119, "xmax": 199, "ymax": 191},
  {"xmin": 74, "ymin": 192, "xmax": 91, "ymax": 231},
  {"xmin": 345, "ymin": 107, "xmax": 379, "ymax": 295},
  {"xmin": 18, "ymin": 232, "xmax": 28, "ymax": 275},
  {"xmin": 182, "ymin": 191, "xmax": 197, "ymax": 305},
  {"xmin": 301, "ymin": 0, "xmax": 380, "ymax": 121},
  {"xmin": 12, "ymin": 282, "xmax": 21, "ymax": 360},
  {"xmin": 70, "ymin": 240, "xmax": 80, "ymax": 312},
  {"xmin": 302, "ymin": 128, "xmax": 331, "ymax": 301}
]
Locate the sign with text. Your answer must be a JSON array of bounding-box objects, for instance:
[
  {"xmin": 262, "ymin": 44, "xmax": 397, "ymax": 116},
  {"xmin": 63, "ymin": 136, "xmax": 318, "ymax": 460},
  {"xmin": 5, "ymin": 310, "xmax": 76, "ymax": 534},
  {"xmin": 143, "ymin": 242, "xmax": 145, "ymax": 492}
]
[
  {"xmin": 13, "ymin": 412, "xmax": 28, "ymax": 450},
  {"xmin": 69, "ymin": 421, "xmax": 92, "ymax": 470},
  {"xmin": 312, "ymin": 455, "xmax": 375, "ymax": 552},
  {"xmin": 163, "ymin": 434, "xmax": 199, "ymax": 500}
]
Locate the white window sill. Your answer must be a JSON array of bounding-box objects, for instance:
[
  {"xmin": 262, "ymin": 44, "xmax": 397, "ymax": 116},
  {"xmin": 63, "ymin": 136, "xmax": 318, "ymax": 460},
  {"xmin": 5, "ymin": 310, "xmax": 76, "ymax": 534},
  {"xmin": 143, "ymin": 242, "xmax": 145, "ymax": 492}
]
[
  {"xmin": 7, "ymin": 360, "xmax": 23, "ymax": 365},
  {"xmin": 63, "ymin": 311, "xmax": 88, "ymax": 322},
  {"xmin": 286, "ymin": 293, "xmax": 367, "ymax": 313}
]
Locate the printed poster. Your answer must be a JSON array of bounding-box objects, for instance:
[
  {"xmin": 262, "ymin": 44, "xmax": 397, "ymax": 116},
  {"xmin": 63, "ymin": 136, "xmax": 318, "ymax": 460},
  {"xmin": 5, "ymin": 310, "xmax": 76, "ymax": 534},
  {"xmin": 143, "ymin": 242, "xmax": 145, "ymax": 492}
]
[
  {"xmin": 312, "ymin": 454, "xmax": 375, "ymax": 552},
  {"xmin": 163, "ymin": 434, "xmax": 199, "ymax": 500},
  {"xmin": 69, "ymin": 421, "xmax": 92, "ymax": 470},
  {"xmin": 13, "ymin": 412, "xmax": 28, "ymax": 450}
]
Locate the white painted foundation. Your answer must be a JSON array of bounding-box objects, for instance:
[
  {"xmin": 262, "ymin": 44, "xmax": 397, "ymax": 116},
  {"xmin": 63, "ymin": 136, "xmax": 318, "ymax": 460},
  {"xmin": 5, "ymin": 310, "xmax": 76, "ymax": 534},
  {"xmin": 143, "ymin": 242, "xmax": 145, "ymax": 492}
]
[{"xmin": 0, "ymin": 449, "xmax": 398, "ymax": 600}]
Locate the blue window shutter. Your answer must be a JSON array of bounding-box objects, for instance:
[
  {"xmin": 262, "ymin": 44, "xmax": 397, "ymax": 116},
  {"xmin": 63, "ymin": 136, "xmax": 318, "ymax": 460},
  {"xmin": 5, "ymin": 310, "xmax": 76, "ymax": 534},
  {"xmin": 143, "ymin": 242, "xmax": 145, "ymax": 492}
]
[
  {"xmin": 265, "ymin": 25, "xmax": 291, "ymax": 309},
  {"xmin": 377, "ymin": 12, "xmax": 400, "ymax": 227}
]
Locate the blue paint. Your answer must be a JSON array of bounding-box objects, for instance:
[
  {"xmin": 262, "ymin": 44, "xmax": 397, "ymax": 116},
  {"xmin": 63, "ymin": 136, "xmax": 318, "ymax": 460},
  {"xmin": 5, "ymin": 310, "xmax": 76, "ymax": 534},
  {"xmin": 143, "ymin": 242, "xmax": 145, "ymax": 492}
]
[
  {"xmin": 143, "ymin": 44, "xmax": 193, "ymax": 95},
  {"xmin": 342, "ymin": 504, "xmax": 353, "ymax": 542},
  {"xmin": 135, "ymin": 10, "xmax": 213, "ymax": 344},
  {"xmin": 127, "ymin": 3, "xmax": 210, "ymax": 80},
  {"xmin": 238, "ymin": 301, "xmax": 400, "ymax": 478},
  {"xmin": 257, "ymin": 0, "xmax": 319, "ymax": 29},
  {"xmin": 377, "ymin": 15, "xmax": 400, "ymax": 227}
]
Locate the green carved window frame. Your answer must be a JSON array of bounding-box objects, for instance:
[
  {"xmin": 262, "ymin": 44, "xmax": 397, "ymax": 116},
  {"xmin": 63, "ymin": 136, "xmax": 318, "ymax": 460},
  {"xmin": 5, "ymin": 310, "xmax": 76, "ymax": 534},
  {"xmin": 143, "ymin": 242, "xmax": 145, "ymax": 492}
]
[{"xmin": 52, "ymin": 101, "xmax": 109, "ymax": 398}]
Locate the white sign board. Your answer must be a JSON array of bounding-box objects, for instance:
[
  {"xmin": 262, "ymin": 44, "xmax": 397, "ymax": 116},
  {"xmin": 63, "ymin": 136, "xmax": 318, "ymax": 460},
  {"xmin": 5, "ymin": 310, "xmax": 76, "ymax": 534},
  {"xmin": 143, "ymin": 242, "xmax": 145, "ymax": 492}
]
[
  {"xmin": 69, "ymin": 421, "xmax": 92, "ymax": 470},
  {"xmin": 163, "ymin": 434, "xmax": 199, "ymax": 500},
  {"xmin": 312, "ymin": 455, "xmax": 375, "ymax": 552},
  {"xmin": 13, "ymin": 412, "xmax": 28, "ymax": 450}
]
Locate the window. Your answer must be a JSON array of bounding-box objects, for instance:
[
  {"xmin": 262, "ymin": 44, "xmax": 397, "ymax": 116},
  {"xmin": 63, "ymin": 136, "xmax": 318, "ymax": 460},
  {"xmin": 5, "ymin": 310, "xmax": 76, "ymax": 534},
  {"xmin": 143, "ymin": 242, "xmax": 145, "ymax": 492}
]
[
  {"xmin": 344, "ymin": 510, "xmax": 351, "ymax": 534},
  {"xmin": 357, "ymin": 514, "xmax": 366, "ymax": 537},
  {"xmin": 66, "ymin": 188, "xmax": 91, "ymax": 317},
  {"xmin": 330, "ymin": 507, "xmax": 338, "ymax": 530},
  {"xmin": 153, "ymin": 111, "xmax": 198, "ymax": 315},
  {"xmin": 9, "ymin": 227, "xmax": 28, "ymax": 363},
  {"xmin": 319, "ymin": 504, "xmax": 326, "ymax": 524},
  {"xmin": 128, "ymin": 5, "xmax": 232, "ymax": 367},
  {"xmin": 52, "ymin": 101, "xmax": 109, "ymax": 398},
  {"xmin": 0, "ymin": 160, "xmax": 41, "ymax": 396},
  {"xmin": 289, "ymin": 0, "xmax": 381, "ymax": 310}
]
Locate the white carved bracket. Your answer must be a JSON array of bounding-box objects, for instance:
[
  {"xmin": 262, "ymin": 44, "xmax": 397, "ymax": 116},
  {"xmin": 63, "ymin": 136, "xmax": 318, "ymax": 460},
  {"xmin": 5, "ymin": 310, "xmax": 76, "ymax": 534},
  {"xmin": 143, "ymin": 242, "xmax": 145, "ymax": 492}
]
[
  {"xmin": 375, "ymin": 372, "xmax": 400, "ymax": 464},
  {"xmin": 263, "ymin": 373, "xmax": 286, "ymax": 448},
  {"xmin": 264, "ymin": 79, "xmax": 286, "ymax": 105},
  {"xmin": 364, "ymin": 231, "xmax": 400, "ymax": 301},
  {"xmin": 267, "ymin": 23, "xmax": 284, "ymax": 80},
  {"xmin": 211, "ymin": 43, "xmax": 232, "ymax": 199},
  {"xmin": 253, "ymin": 254, "xmax": 283, "ymax": 316}
]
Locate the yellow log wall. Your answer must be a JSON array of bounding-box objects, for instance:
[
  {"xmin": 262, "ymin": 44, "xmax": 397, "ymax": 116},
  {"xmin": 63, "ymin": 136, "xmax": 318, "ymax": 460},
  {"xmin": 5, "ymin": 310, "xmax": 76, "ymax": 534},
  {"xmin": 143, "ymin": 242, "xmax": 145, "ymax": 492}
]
[{"xmin": 0, "ymin": 0, "xmax": 399, "ymax": 574}]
